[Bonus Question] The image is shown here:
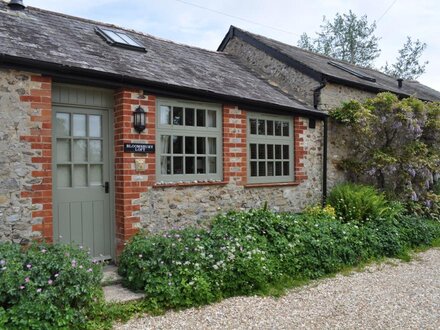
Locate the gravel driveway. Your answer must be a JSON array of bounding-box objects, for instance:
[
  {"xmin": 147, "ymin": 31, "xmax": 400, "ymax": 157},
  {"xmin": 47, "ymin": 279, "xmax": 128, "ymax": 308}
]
[{"xmin": 115, "ymin": 248, "xmax": 440, "ymax": 330}]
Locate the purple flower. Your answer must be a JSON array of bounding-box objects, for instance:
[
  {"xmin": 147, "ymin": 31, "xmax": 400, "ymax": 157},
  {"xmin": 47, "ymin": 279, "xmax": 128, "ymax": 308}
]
[
  {"xmin": 26, "ymin": 264, "xmax": 32, "ymax": 269},
  {"xmin": 87, "ymin": 268, "xmax": 93, "ymax": 273},
  {"xmin": 48, "ymin": 279, "xmax": 53, "ymax": 285},
  {"xmin": 411, "ymin": 191, "xmax": 418, "ymax": 201},
  {"xmin": 71, "ymin": 260, "xmax": 77, "ymax": 267},
  {"xmin": 54, "ymin": 273, "xmax": 59, "ymax": 278},
  {"xmin": 25, "ymin": 277, "xmax": 30, "ymax": 283},
  {"xmin": 0, "ymin": 260, "xmax": 5, "ymax": 266},
  {"xmin": 19, "ymin": 285, "xmax": 25, "ymax": 290},
  {"xmin": 41, "ymin": 249, "xmax": 47, "ymax": 253},
  {"xmin": 36, "ymin": 288, "xmax": 42, "ymax": 293},
  {"xmin": 407, "ymin": 168, "xmax": 416, "ymax": 177}
]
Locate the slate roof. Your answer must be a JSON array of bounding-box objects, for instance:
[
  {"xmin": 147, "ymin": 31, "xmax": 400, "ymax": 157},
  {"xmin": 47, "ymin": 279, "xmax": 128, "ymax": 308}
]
[
  {"xmin": 0, "ymin": 2, "xmax": 322, "ymax": 116},
  {"xmin": 218, "ymin": 26, "xmax": 440, "ymax": 102}
]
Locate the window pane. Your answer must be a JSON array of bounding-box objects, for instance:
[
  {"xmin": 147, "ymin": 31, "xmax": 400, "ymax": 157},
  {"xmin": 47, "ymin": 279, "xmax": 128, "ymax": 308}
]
[
  {"xmin": 283, "ymin": 145, "xmax": 289, "ymax": 160},
  {"xmin": 73, "ymin": 165, "xmax": 87, "ymax": 187},
  {"xmin": 185, "ymin": 136, "xmax": 195, "ymax": 154},
  {"xmin": 89, "ymin": 140, "xmax": 102, "ymax": 162},
  {"xmin": 275, "ymin": 145, "xmax": 282, "ymax": 159},
  {"xmin": 73, "ymin": 140, "xmax": 87, "ymax": 162},
  {"xmin": 101, "ymin": 28, "xmax": 127, "ymax": 43},
  {"xmin": 250, "ymin": 162, "xmax": 257, "ymax": 177},
  {"xmin": 258, "ymin": 162, "xmax": 266, "ymax": 176},
  {"xmin": 267, "ymin": 162, "xmax": 274, "ymax": 176},
  {"xmin": 56, "ymin": 113, "xmax": 70, "ymax": 136},
  {"xmin": 57, "ymin": 165, "xmax": 71, "ymax": 187},
  {"xmin": 185, "ymin": 157, "xmax": 195, "ymax": 174},
  {"xmin": 208, "ymin": 157, "xmax": 216, "ymax": 173},
  {"xmin": 89, "ymin": 115, "xmax": 101, "ymax": 138},
  {"xmin": 267, "ymin": 144, "xmax": 274, "ymax": 159},
  {"xmin": 173, "ymin": 107, "xmax": 183, "ymax": 125},
  {"xmin": 160, "ymin": 106, "xmax": 171, "ymax": 125},
  {"xmin": 275, "ymin": 121, "xmax": 282, "ymax": 136},
  {"xmin": 197, "ymin": 137, "xmax": 206, "ymax": 154},
  {"xmin": 250, "ymin": 119, "xmax": 257, "ymax": 134},
  {"xmin": 185, "ymin": 108, "xmax": 195, "ymax": 126},
  {"xmin": 57, "ymin": 139, "xmax": 70, "ymax": 163},
  {"xmin": 90, "ymin": 165, "xmax": 103, "ymax": 186},
  {"xmin": 73, "ymin": 114, "xmax": 86, "ymax": 136},
  {"xmin": 173, "ymin": 136, "xmax": 183, "ymax": 154},
  {"xmin": 208, "ymin": 137, "xmax": 216, "ymax": 154},
  {"xmin": 161, "ymin": 135, "xmax": 171, "ymax": 154},
  {"xmin": 283, "ymin": 162, "xmax": 290, "ymax": 176},
  {"xmin": 197, "ymin": 109, "xmax": 206, "ymax": 127},
  {"xmin": 283, "ymin": 122, "xmax": 290, "ymax": 136},
  {"xmin": 173, "ymin": 157, "xmax": 183, "ymax": 174},
  {"xmin": 196, "ymin": 157, "xmax": 206, "ymax": 174},
  {"xmin": 258, "ymin": 120, "xmax": 265, "ymax": 135},
  {"xmin": 161, "ymin": 156, "xmax": 171, "ymax": 174},
  {"xmin": 258, "ymin": 144, "xmax": 265, "ymax": 159},
  {"xmin": 275, "ymin": 162, "xmax": 282, "ymax": 176},
  {"xmin": 250, "ymin": 144, "xmax": 257, "ymax": 160},
  {"xmin": 207, "ymin": 110, "xmax": 216, "ymax": 127},
  {"xmin": 267, "ymin": 120, "xmax": 274, "ymax": 135}
]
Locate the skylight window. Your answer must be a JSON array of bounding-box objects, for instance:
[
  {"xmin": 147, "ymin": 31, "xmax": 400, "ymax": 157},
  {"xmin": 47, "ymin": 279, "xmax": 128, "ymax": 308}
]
[
  {"xmin": 95, "ymin": 27, "xmax": 146, "ymax": 52},
  {"xmin": 328, "ymin": 61, "xmax": 376, "ymax": 82}
]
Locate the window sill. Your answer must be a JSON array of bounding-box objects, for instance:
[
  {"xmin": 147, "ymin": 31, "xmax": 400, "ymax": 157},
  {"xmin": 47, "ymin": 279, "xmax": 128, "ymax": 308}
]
[
  {"xmin": 244, "ymin": 182, "xmax": 300, "ymax": 188},
  {"xmin": 153, "ymin": 181, "xmax": 228, "ymax": 189}
]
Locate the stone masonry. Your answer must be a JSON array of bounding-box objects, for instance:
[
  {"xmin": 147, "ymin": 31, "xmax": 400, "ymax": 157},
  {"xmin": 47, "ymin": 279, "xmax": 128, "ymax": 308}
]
[
  {"xmin": 0, "ymin": 68, "xmax": 323, "ymax": 254},
  {"xmin": 0, "ymin": 69, "xmax": 52, "ymax": 243}
]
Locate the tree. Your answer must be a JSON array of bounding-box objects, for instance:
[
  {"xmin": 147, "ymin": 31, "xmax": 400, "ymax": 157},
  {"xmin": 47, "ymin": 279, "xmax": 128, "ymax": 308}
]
[
  {"xmin": 383, "ymin": 37, "xmax": 428, "ymax": 79},
  {"xmin": 297, "ymin": 10, "xmax": 380, "ymax": 67},
  {"xmin": 298, "ymin": 11, "xmax": 429, "ymax": 79}
]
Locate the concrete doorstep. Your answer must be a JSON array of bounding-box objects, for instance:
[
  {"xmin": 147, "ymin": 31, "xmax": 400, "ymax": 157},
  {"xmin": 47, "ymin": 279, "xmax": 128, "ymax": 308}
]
[{"xmin": 102, "ymin": 265, "xmax": 145, "ymax": 303}]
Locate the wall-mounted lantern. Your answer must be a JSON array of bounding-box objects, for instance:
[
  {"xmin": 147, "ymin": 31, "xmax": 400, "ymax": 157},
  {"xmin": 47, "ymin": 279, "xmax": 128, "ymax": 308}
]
[{"xmin": 133, "ymin": 106, "xmax": 146, "ymax": 133}]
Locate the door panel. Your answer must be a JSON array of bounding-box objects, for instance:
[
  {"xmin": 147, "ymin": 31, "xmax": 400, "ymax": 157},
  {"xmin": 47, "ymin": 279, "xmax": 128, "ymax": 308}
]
[{"xmin": 53, "ymin": 106, "xmax": 112, "ymax": 259}]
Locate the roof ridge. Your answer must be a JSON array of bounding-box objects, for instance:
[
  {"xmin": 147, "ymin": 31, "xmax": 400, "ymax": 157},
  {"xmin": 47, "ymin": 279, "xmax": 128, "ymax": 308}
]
[
  {"xmin": 232, "ymin": 26, "xmax": 408, "ymax": 82},
  {"xmin": 12, "ymin": 3, "xmax": 225, "ymax": 56}
]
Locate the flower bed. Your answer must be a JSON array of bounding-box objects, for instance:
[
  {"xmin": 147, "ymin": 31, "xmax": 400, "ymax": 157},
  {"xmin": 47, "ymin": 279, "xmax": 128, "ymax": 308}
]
[{"xmin": 0, "ymin": 243, "xmax": 103, "ymax": 329}]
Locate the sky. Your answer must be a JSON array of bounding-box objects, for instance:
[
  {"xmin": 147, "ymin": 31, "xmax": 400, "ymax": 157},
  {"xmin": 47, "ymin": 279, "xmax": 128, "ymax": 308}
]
[{"xmin": 24, "ymin": 0, "xmax": 440, "ymax": 92}]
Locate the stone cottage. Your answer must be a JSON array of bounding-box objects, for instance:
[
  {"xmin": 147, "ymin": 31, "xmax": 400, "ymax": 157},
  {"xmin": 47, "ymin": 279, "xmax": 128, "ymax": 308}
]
[
  {"xmin": 218, "ymin": 26, "xmax": 440, "ymax": 187},
  {"xmin": 0, "ymin": 2, "xmax": 439, "ymax": 260},
  {"xmin": 0, "ymin": 1, "xmax": 327, "ymax": 259}
]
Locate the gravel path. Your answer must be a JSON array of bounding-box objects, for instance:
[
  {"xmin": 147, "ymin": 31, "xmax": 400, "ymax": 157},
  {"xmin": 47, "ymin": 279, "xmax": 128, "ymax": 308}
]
[{"xmin": 115, "ymin": 248, "xmax": 440, "ymax": 330}]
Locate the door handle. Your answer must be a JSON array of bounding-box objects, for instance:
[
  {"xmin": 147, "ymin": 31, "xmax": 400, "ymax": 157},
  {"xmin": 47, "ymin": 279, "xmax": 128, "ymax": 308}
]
[{"xmin": 103, "ymin": 182, "xmax": 109, "ymax": 194}]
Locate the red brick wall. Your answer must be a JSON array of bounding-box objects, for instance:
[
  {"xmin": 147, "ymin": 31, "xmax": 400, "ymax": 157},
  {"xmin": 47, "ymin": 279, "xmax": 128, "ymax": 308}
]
[
  {"xmin": 223, "ymin": 105, "xmax": 247, "ymax": 184},
  {"xmin": 19, "ymin": 75, "xmax": 53, "ymax": 242},
  {"xmin": 294, "ymin": 117, "xmax": 308, "ymax": 182},
  {"xmin": 114, "ymin": 89, "xmax": 156, "ymax": 254}
]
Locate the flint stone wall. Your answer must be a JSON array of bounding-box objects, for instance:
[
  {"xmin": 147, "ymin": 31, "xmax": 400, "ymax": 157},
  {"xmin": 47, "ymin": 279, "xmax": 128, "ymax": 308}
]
[{"xmin": 0, "ymin": 69, "xmax": 41, "ymax": 243}]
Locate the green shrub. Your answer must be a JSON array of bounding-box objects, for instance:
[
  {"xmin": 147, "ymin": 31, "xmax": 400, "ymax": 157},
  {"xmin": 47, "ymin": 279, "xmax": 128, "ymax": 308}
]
[
  {"xmin": 118, "ymin": 207, "xmax": 440, "ymax": 310},
  {"xmin": 327, "ymin": 183, "xmax": 402, "ymax": 223},
  {"xmin": 0, "ymin": 242, "xmax": 103, "ymax": 329}
]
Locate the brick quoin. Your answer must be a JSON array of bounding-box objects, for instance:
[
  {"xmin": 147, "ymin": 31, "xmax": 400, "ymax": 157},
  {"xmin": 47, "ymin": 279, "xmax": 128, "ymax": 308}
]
[
  {"xmin": 114, "ymin": 89, "xmax": 156, "ymax": 255},
  {"xmin": 294, "ymin": 117, "xmax": 308, "ymax": 182},
  {"xmin": 223, "ymin": 105, "xmax": 247, "ymax": 185},
  {"xmin": 19, "ymin": 75, "xmax": 53, "ymax": 242}
]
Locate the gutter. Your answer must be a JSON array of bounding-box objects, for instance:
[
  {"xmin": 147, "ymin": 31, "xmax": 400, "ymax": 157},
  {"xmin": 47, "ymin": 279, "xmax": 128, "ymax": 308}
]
[{"xmin": 0, "ymin": 54, "xmax": 327, "ymax": 119}]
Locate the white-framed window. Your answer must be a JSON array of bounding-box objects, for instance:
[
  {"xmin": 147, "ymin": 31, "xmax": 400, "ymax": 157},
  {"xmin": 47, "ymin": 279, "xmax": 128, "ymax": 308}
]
[
  {"xmin": 156, "ymin": 98, "xmax": 222, "ymax": 183},
  {"xmin": 247, "ymin": 113, "xmax": 294, "ymax": 184}
]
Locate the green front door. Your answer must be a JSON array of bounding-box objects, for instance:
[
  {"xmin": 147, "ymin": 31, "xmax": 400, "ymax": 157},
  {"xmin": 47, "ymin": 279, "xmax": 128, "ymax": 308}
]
[{"xmin": 53, "ymin": 105, "xmax": 112, "ymax": 259}]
